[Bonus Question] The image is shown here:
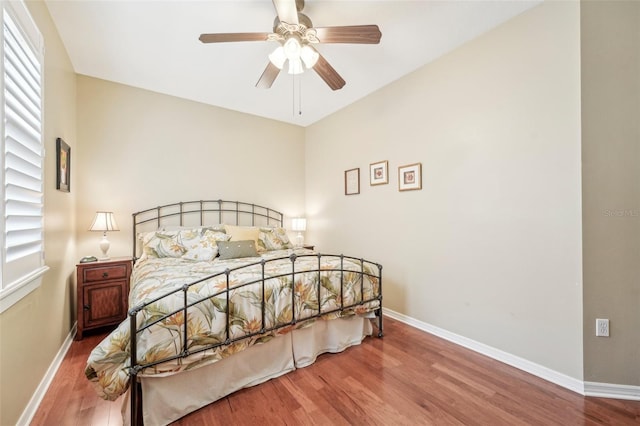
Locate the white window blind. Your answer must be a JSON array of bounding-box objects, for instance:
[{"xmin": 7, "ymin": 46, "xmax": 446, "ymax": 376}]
[{"xmin": 1, "ymin": 1, "xmax": 47, "ymax": 311}]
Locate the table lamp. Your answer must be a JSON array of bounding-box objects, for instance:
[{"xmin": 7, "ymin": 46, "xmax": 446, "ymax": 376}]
[
  {"xmin": 291, "ymin": 217, "xmax": 306, "ymax": 248},
  {"xmin": 89, "ymin": 211, "xmax": 119, "ymax": 260}
]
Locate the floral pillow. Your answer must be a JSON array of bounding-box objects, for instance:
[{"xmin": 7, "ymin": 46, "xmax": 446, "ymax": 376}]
[
  {"xmin": 142, "ymin": 230, "xmax": 183, "ymax": 258},
  {"xmin": 257, "ymin": 227, "xmax": 293, "ymax": 252},
  {"xmin": 181, "ymin": 229, "xmax": 230, "ymax": 261},
  {"xmin": 142, "ymin": 228, "xmax": 229, "ymax": 261}
]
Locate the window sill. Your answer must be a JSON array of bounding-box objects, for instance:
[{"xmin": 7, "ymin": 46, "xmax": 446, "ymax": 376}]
[{"xmin": 0, "ymin": 265, "xmax": 50, "ymax": 314}]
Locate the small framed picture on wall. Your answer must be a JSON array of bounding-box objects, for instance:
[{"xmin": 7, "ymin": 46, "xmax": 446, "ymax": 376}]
[
  {"xmin": 345, "ymin": 168, "xmax": 360, "ymax": 195},
  {"xmin": 56, "ymin": 138, "xmax": 70, "ymax": 192},
  {"xmin": 369, "ymin": 160, "xmax": 388, "ymax": 186},
  {"xmin": 398, "ymin": 163, "xmax": 422, "ymax": 191}
]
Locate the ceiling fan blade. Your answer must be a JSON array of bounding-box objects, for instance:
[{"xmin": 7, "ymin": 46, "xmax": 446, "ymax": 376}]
[
  {"xmin": 272, "ymin": 0, "xmax": 299, "ymax": 25},
  {"xmin": 312, "ymin": 52, "xmax": 346, "ymax": 91},
  {"xmin": 313, "ymin": 25, "xmax": 382, "ymax": 44},
  {"xmin": 199, "ymin": 32, "xmax": 271, "ymax": 43},
  {"xmin": 256, "ymin": 62, "xmax": 281, "ymax": 89}
]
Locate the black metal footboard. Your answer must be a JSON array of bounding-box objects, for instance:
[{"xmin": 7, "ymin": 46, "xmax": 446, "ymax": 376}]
[{"xmin": 126, "ymin": 252, "xmax": 383, "ymax": 426}]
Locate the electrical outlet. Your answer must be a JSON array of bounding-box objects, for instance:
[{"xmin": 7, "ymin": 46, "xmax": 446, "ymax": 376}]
[{"xmin": 596, "ymin": 318, "xmax": 609, "ymax": 337}]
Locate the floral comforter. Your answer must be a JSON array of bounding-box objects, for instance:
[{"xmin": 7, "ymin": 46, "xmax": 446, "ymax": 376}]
[{"xmin": 85, "ymin": 248, "xmax": 380, "ymax": 400}]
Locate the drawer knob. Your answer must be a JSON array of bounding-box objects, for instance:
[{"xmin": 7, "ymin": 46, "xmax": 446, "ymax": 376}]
[
  {"xmin": 102, "ymin": 272, "xmax": 109, "ymax": 278},
  {"xmin": 83, "ymin": 304, "xmax": 90, "ymax": 311}
]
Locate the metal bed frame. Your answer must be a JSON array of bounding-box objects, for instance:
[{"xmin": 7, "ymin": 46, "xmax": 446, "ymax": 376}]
[{"xmin": 127, "ymin": 200, "xmax": 383, "ymax": 425}]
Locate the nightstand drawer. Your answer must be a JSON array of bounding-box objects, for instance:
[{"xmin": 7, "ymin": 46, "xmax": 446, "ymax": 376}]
[{"xmin": 83, "ymin": 264, "xmax": 128, "ymax": 282}]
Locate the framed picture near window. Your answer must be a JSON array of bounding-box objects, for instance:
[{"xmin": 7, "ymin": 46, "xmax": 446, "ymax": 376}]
[
  {"xmin": 369, "ymin": 160, "xmax": 388, "ymax": 186},
  {"xmin": 398, "ymin": 163, "xmax": 422, "ymax": 191},
  {"xmin": 344, "ymin": 168, "xmax": 360, "ymax": 195},
  {"xmin": 56, "ymin": 138, "xmax": 70, "ymax": 192}
]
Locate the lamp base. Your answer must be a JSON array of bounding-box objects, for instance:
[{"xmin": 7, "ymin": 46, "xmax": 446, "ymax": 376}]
[
  {"xmin": 295, "ymin": 232, "xmax": 304, "ymax": 248},
  {"xmin": 99, "ymin": 233, "xmax": 111, "ymax": 260}
]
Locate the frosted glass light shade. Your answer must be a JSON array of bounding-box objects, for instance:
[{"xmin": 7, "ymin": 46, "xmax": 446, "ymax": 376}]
[
  {"xmin": 283, "ymin": 37, "xmax": 301, "ymax": 60},
  {"xmin": 288, "ymin": 58, "xmax": 303, "ymax": 75},
  {"xmin": 268, "ymin": 46, "xmax": 286, "ymax": 69},
  {"xmin": 300, "ymin": 45, "xmax": 319, "ymax": 69}
]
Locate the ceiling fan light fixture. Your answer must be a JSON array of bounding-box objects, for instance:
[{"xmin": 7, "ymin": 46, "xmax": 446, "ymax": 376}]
[
  {"xmin": 199, "ymin": 1, "xmax": 381, "ymax": 91},
  {"xmin": 288, "ymin": 57, "xmax": 304, "ymax": 75},
  {"xmin": 300, "ymin": 45, "xmax": 319, "ymax": 69},
  {"xmin": 268, "ymin": 46, "xmax": 287, "ymax": 69}
]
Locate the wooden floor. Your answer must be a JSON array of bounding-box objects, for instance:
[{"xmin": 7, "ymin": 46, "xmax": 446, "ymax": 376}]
[{"xmin": 32, "ymin": 317, "xmax": 639, "ymax": 425}]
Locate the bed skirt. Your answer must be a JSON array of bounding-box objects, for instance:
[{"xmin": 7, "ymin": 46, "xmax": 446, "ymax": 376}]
[{"xmin": 122, "ymin": 316, "xmax": 373, "ymax": 425}]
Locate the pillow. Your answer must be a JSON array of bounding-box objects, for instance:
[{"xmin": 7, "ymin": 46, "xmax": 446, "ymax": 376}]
[
  {"xmin": 142, "ymin": 230, "xmax": 184, "ymax": 258},
  {"xmin": 181, "ymin": 229, "xmax": 229, "ymax": 261},
  {"xmin": 142, "ymin": 228, "xmax": 229, "ymax": 260},
  {"xmin": 216, "ymin": 240, "xmax": 259, "ymax": 260},
  {"xmin": 257, "ymin": 227, "xmax": 293, "ymax": 251},
  {"xmin": 225, "ymin": 225, "xmax": 260, "ymax": 243}
]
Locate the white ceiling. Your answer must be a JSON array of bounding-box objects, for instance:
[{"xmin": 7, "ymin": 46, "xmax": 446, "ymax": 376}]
[{"xmin": 45, "ymin": 0, "xmax": 541, "ymax": 127}]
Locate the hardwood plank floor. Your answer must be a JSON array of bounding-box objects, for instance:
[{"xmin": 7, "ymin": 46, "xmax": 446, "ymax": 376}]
[{"xmin": 31, "ymin": 317, "xmax": 640, "ymax": 425}]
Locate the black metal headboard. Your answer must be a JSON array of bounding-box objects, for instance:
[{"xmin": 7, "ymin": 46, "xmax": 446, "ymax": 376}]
[{"xmin": 132, "ymin": 200, "xmax": 284, "ymax": 259}]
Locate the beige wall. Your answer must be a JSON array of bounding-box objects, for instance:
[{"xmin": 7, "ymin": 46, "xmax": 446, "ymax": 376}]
[
  {"xmin": 581, "ymin": 0, "xmax": 640, "ymax": 385},
  {"xmin": 306, "ymin": 1, "xmax": 584, "ymax": 379},
  {"xmin": 0, "ymin": 1, "xmax": 77, "ymax": 425},
  {"xmin": 75, "ymin": 76, "xmax": 306, "ymax": 259}
]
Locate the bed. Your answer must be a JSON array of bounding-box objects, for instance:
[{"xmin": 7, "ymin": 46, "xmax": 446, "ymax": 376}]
[{"xmin": 84, "ymin": 200, "xmax": 383, "ymax": 425}]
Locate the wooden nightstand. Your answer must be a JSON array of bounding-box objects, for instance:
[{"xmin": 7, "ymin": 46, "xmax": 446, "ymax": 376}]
[
  {"xmin": 303, "ymin": 245, "xmax": 315, "ymax": 250},
  {"xmin": 76, "ymin": 256, "xmax": 132, "ymax": 340}
]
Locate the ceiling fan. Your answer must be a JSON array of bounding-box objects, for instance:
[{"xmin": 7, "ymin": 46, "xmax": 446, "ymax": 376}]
[{"xmin": 199, "ymin": 0, "xmax": 381, "ymax": 91}]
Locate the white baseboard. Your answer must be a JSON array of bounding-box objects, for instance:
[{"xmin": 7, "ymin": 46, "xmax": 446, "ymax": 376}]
[
  {"xmin": 584, "ymin": 381, "xmax": 640, "ymax": 401},
  {"xmin": 17, "ymin": 322, "xmax": 77, "ymax": 426},
  {"xmin": 383, "ymin": 309, "xmax": 640, "ymax": 401}
]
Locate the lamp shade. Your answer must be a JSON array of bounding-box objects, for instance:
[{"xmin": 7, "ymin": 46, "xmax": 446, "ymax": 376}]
[
  {"xmin": 291, "ymin": 217, "xmax": 306, "ymax": 232},
  {"xmin": 287, "ymin": 57, "xmax": 304, "ymax": 75},
  {"xmin": 89, "ymin": 212, "xmax": 119, "ymax": 232},
  {"xmin": 268, "ymin": 46, "xmax": 286, "ymax": 69},
  {"xmin": 300, "ymin": 45, "xmax": 319, "ymax": 69},
  {"xmin": 283, "ymin": 37, "xmax": 301, "ymax": 61}
]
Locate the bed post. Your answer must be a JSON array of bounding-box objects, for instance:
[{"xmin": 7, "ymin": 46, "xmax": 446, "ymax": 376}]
[
  {"xmin": 377, "ymin": 263, "xmax": 383, "ymax": 337},
  {"xmin": 132, "ymin": 213, "xmax": 137, "ymax": 260},
  {"xmin": 289, "ymin": 253, "xmax": 297, "ymax": 325},
  {"xmin": 129, "ymin": 310, "xmax": 142, "ymax": 425}
]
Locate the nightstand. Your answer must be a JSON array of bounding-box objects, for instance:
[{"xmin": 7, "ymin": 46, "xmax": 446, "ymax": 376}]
[
  {"xmin": 75, "ymin": 256, "xmax": 132, "ymax": 340},
  {"xmin": 303, "ymin": 245, "xmax": 315, "ymax": 250}
]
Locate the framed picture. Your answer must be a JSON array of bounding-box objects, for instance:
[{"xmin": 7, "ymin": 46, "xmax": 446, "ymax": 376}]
[
  {"xmin": 56, "ymin": 138, "xmax": 70, "ymax": 192},
  {"xmin": 370, "ymin": 160, "xmax": 388, "ymax": 186},
  {"xmin": 344, "ymin": 168, "xmax": 360, "ymax": 195},
  {"xmin": 398, "ymin": 163, "xmax": 422, "ymax": 191}
]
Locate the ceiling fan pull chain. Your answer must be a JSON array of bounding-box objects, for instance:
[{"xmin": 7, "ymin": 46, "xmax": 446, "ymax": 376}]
[
  {"xmin": 291, "ymin": 72, "xmax": 303, "ymax": 116},
  {"xmin": 299, "ymin": 75, "xmax": 303, "ymax": 116}
]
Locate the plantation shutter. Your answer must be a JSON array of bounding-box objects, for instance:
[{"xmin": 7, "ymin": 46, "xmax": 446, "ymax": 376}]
[{"xmin": 2, "ymin": 3, "xmax": 45, "ymax": 288}]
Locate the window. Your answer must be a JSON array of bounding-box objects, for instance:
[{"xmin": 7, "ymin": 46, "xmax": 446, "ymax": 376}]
[{"xmin": 1, "ymin": 0, "xmax": 47, "ymax": 313}]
